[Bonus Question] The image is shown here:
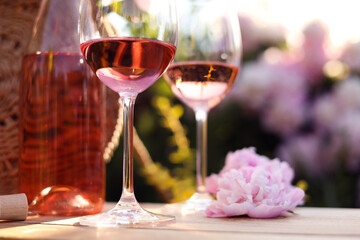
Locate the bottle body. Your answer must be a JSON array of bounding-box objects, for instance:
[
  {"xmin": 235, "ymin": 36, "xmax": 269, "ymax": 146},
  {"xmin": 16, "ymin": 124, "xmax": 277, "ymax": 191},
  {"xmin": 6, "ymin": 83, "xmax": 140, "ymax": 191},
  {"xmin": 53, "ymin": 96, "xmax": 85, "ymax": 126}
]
[{"xmin": 18, "ymin": 0, "xmax": 106, "ymax": 216}]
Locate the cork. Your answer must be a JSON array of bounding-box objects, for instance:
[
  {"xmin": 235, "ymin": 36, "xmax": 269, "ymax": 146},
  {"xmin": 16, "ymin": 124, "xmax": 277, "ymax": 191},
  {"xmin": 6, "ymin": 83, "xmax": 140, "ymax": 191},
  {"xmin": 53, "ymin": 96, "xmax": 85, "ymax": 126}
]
[{"xmin": 0, "ymin": 193, "xmax": 28, "ymax": 221}]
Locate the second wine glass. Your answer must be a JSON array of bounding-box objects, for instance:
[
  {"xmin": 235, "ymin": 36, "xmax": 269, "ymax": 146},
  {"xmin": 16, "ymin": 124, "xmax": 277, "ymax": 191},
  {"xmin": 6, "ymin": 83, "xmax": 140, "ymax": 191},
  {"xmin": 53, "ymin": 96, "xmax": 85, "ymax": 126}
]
[
  {"xmin": 78, "ymin": 0, "xmax": 178, "ymax": 226},
  {"xmin": 164, "ymin": 0, "xmax": 242, "ymax": 212}
]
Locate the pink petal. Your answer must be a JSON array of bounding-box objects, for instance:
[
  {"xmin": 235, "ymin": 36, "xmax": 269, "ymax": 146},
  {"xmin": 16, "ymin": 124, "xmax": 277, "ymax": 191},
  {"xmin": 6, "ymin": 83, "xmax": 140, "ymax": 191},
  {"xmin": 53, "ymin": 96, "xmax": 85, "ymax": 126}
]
[
  {"xmin": 222, "ymin": 202, "xmax": 254, "ymax": 217},
  {"xmin": 205, "ymin": 174, "xmax": 219, "ymax": 194},
  {"xmin": 248, "ymin": 204, "xmax": 285, "ymax": 218},
  {"xmin": 205, "ymin": 201, "xmax": 227, "ymax": 217},
  {"xmin": 285, "ymin": 187, "xmax": 305, "ymax": 210}
]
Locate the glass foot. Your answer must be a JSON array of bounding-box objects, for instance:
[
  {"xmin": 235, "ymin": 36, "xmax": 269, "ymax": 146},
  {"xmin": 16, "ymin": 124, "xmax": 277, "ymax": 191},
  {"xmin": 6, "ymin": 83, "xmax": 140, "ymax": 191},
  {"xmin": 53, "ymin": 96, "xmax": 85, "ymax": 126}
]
[
  {"xmin": 79, "ymin": 201, "xmax": 175, "ymax": 227},
  {"xmin": 185, "ymin": 192, "xmax": 213, "ymax": 209},
  {"xmin": 165, "ymin": 192, "xmax": 214, "ymax": 215}
]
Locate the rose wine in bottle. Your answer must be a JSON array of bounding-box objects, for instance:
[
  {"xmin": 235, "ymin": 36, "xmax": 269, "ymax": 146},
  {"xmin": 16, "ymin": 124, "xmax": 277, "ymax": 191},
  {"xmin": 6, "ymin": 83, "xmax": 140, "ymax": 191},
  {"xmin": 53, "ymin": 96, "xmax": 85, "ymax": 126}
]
[
  {"xmin": 80, "ymin": 37, "xmax": 176, "ymax": 93},
  {"xmin": 19, "ymin": 53, "xmax": 106, "ymax": 216},
  {"xmin": 18, "ymin": 0, "xmax": 106, "ymax": 216},
  {"xmin": 164, "ymin": 61, "xmax": 239, "ymax": 110}
]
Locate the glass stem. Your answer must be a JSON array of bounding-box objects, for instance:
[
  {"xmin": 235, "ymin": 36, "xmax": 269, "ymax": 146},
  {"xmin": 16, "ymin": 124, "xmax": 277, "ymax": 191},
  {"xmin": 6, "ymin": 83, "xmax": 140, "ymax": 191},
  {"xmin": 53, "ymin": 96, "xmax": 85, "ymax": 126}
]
[
  {"xmin": 195, "ymin": 109, "xmax": 208, "ymax": 194},
  {"xmin": 119, "ymin": 94, "xmax": 138, "ymax": 205}
]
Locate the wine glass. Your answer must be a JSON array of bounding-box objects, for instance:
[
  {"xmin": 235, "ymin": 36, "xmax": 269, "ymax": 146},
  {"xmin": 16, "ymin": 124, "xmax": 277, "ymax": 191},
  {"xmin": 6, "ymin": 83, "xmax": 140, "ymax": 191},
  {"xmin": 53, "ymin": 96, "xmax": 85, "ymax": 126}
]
[
  {"xmin": 78, "ymin": 0, "xmax": 178, "ymax": 226},
  {"xmin": 164, "ymin": 0, "xmax": 242, "ymax": 212}
]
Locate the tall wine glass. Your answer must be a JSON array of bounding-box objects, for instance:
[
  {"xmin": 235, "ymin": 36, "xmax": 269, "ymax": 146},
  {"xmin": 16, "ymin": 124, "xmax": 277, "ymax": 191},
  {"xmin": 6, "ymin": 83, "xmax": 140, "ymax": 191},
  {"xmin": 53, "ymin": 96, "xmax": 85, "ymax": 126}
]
[
  {"xmin": 164, "ymin": 0, "xmax": 242, "ymax": 212},
  {"xmin": 78, "ymin": 0, "xmax": 178, "ymax": 226}
]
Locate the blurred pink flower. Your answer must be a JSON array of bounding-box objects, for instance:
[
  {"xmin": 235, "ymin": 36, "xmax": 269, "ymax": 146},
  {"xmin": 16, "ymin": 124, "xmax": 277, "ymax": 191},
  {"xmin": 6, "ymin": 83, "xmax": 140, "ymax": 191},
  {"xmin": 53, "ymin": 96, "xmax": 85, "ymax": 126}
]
[
  {"xmin": 278, "ymin": 76, "xmax": 360, "ymax": 175},
  {"xmin": 312, "ymin": 76, "xmax": 360, "ymax": 131},
  {"xmin": 238, "ymin": 14, "xmax": 260, "ymax": 53},
  {"xmin": 233, "ymin": 56, "xmax": 307, "ymax": 136},
  {"xmin": 277, "ymin": 134, "xmax": 322, "ymax": 175},
  {"xmin": 205, "ymin": 148, "xmax": 304, "ymax": 218},
  {"xmin": 312, "ymin": 94, "xmax": 338, "ymax": 129},
  {"xmin": 238, "ymin": 14, "xmax": 285, "ymax": 53},
  {"xmin": 233, "ymin": 62, "xmax": 273, "ymax": 111},
  {"xmin": 334, "ymin": 111, "xmax": 360, "ymax": 171},
  {"xmin": 341, "ymin": 42, "xmax": 360, "ymax": 72},
  {"xmin": 254, "ymin": 61, "xmax": 307, "ymax": 137},
  {"xmin": 297, "ymin": 20, "xmax": 331, "ymax": 85},
  {"xmin": 262, "ymin": 96, "xmax": 306, "ymax": 136},
  {"xmin": 334, "ymin": 76, "xmax": 360, "ymax": 111},
  {"xmin": 277, "ymin": 133, "xmax": 339, "ymax": 175}
]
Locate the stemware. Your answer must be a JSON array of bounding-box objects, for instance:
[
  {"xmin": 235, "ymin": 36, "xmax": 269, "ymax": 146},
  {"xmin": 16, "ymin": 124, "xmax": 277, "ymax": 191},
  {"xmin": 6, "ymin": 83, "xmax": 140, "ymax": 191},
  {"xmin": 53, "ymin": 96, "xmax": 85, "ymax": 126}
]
[
  {"xmin": 78, "ymin": 0, "xmax": 178, "ymax": 226},
  {"xmin": 164, "ymin": 0, "xmax": 242, "ymax": 212}
]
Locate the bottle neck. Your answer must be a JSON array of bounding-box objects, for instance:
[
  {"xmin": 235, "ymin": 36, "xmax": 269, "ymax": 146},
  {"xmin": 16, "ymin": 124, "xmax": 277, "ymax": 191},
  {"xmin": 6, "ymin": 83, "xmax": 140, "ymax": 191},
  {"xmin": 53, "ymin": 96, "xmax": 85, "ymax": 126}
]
[{"xmin": 28, "ymin": 0, "xmax": 81, "ymax": 54}]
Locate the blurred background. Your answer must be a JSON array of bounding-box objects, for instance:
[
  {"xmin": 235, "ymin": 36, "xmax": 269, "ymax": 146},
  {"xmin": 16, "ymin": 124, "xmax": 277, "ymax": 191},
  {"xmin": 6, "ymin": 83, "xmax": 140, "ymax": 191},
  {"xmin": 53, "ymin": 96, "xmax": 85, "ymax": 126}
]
[{"xmin": 1, "ymin": 0, "xmax": 360, "ymax": 208}]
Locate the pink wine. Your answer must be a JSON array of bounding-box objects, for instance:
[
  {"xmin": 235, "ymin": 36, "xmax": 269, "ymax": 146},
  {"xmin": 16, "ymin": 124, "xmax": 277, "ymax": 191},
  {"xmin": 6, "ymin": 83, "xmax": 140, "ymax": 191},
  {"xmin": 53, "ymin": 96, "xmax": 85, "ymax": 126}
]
[
  {"xmin": 164, "ymin": 61, "xmax": 239, "ymax": 110},
  {"xmin": 19, "ymin": 53, "xmax": 105, "ymax": 216},
  {"xmin": 80, "ymin": 37, "xmax": 176, "ymax": 94}
]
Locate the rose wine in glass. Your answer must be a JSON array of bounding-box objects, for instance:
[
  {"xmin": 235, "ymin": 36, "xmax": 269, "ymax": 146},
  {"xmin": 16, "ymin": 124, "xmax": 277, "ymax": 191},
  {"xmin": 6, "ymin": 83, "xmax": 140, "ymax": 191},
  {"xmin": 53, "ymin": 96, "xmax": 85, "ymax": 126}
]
[
  {"xmin": 81, "ymin": 38, "xmax": 176, "ymax": 93},
  {"xmin": 78, "ymin": 0, "xmax": 178, "ymax": 226},
  {"xmin": 164, "ymin": 0, "xmax": 242, "ymax": 213},
  {"xmin": 166, "ymin": 62, "xmax": 239, "ymax": 110}
]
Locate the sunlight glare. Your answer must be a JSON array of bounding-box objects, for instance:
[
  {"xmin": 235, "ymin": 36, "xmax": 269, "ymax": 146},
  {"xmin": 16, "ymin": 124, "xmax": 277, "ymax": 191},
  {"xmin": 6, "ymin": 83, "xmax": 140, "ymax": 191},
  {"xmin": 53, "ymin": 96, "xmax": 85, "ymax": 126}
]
[{"xmin": 235, "ymin": 0, "xmax": 360, "ymax": 49}]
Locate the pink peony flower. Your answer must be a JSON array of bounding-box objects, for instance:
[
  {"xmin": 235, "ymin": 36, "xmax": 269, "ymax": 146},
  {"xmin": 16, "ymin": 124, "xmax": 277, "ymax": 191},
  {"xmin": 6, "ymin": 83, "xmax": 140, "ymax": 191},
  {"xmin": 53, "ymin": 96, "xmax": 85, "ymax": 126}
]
[{"xmin": 205, "ymin": 148, "xmax": 305, "ymax": 218}]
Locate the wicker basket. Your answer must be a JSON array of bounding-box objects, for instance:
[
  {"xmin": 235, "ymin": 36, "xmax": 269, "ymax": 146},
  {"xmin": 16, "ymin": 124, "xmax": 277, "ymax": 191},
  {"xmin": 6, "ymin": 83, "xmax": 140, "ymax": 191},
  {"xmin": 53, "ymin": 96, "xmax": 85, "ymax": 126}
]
[{"xmin": 0, "ymin": 0, "xmax": 41, "ymax": 194}]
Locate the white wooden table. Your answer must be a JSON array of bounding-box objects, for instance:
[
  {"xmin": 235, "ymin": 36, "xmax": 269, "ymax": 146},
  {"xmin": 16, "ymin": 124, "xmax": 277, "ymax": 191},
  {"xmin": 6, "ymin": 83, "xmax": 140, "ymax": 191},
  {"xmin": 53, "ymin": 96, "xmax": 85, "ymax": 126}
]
[{"xmin": 0, "ymin": 203, "xmax": 359, "ymax": 239}]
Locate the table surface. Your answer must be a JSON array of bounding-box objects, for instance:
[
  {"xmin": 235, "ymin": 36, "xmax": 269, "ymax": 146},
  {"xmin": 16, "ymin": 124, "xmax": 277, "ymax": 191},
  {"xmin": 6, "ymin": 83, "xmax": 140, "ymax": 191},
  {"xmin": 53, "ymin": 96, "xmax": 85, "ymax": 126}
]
[{"xmin": 0, "ymin": 203, "xmax": 359, "ymax": 240}]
